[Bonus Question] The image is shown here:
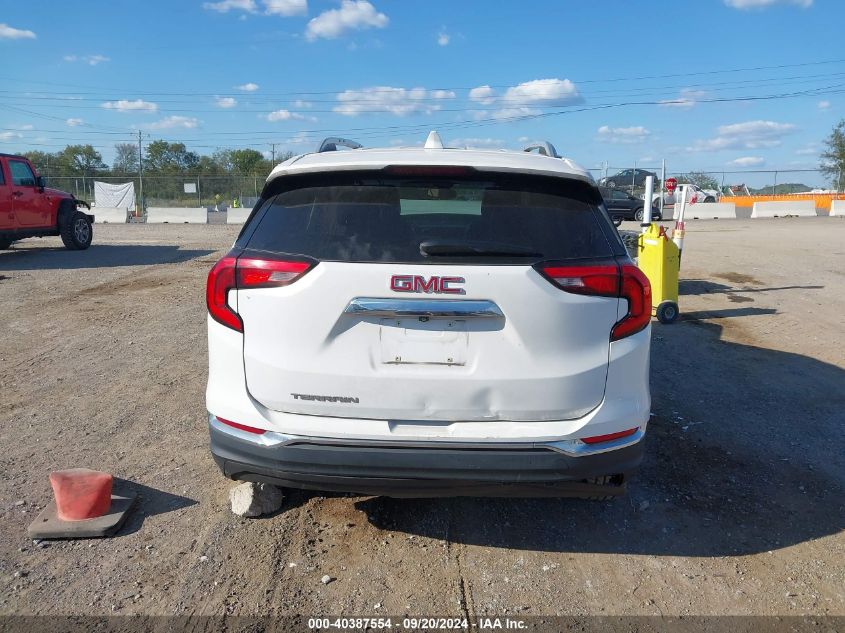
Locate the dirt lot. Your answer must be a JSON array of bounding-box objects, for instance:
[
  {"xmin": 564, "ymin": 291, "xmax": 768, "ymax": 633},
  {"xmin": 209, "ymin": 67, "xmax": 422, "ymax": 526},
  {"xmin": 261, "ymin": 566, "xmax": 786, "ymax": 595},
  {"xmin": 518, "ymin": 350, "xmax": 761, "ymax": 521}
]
[{"xmin": 0, "ymin": 219, "xmax": 843, "ymax": 624}]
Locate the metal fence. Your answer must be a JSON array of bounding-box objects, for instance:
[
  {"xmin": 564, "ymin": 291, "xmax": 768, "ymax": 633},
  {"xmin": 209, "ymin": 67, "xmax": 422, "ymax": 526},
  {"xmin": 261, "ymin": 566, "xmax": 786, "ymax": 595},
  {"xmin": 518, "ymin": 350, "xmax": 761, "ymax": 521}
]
[
  {"xmin": 590, "ymin": 165, "xmax": 839, "ymax": 195},
  {"xmin": 43, "ymin": 166, "xmax": 842, "ymax": 210},
  {"xmin": 44, "ymin": 175, "xmax": 268, "ymax": 209}
]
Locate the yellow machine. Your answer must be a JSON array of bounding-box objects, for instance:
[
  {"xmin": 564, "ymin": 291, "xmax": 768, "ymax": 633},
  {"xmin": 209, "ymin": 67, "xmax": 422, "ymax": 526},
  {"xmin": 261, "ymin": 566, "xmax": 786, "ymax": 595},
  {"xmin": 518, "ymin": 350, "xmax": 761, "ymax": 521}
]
[{"xmin": 637, "ymin": 223, "xmax": 680, "ymax": 323}]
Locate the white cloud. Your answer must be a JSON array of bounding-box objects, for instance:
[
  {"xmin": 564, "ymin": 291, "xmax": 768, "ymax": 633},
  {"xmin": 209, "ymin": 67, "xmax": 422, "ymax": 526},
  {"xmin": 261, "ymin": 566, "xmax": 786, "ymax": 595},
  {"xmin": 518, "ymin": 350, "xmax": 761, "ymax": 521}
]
[
  {"xmin": 266, "ymin": 109, "xmax": 312, "ymax": 122},
  {"xmin": 102, "ymin": 99, "xmax": 158, "ymax": 113},
  {"xmin": 659, "ymin": 88, "xmax": 707, "ymax": 109},
  {"xmin": 818, "ymin": 100, "xmax": 831, "ymax": 110},
  {"xmin": 688, "ymin": 120, "xmax": 796, "ymax": 151},
  {"xmin": 469, "ymin": 78, "xmax": 582, "ymax": 119},
  {"xmin": 0, "ymin": 131, "xmax": 23, "ymax": 141},
  {"xmin": 333, "ymin": 86, "xmax": 453, "ymax": 116},
  {"xmin": 264, "ymin": 0, "xmax": 307, "ymax": 15},
  {"xmin": 469, "ymin": 85, "xmax": 496, "ymax": 106},
  {"xmin": 64, "ymin": 54, "xmax": 110, "ymax": 66},
  {"xmin": 203, "ymin": 0, "xmax": 257, "ymax": 12},
  {"xmin": 66, "ymin": 118, "xmax": 84, "ymax": 127},
  {"xmin": 215, "ymin": 96, "xmax": 238, "ymax": 108},
  {"xmin": 724, "ymin": 0, "xmax": 812, "ymax": 9},
  {"xmin": 596, "ymin": 125, "xmax": 651, "ymax": 144},
  {"xmin": 795, "ymin": 144, "xmax": 818, "ymax": 156},
  {"xmin": 437, "ymin": 31, "xmax": 450, "ymax": 46},
  {"xmin": 147, "ymin": 116, "xmax": 200, "ymax": 130},
  {"xmin": 293, "ymin": 99, "xmax": 312, "ymax": 108},
  {"xmin": 727, "ymin": 156, "xmax": 765, "ymax": 167},
  {"xmin": 236, "ymin": 82, "xmax": 259, "ymax": 92},
  {"xmin": 449, "ymin": 137, "xmax": 505, "ymax": 148},
  {"xmin": 0, "ymin": 23, "xmax": 36, "ymax": 40},
  {"xmin": 305, "ymin": 0, "xmax": 388, "ymax": 41}
]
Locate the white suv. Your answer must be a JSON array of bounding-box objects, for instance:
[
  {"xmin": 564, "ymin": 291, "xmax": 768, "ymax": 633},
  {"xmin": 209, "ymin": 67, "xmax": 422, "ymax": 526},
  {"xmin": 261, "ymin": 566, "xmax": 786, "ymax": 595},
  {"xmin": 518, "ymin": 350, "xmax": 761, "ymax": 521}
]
[{"xmin": 206, "ymin": 133, "xmax": 652, "ymax": 498}]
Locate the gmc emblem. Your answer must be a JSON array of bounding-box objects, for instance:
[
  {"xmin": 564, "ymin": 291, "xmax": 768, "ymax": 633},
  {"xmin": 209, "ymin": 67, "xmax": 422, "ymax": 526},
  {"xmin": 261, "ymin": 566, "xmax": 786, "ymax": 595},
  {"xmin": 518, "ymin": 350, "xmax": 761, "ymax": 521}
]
[{"xmin": 390, "ymin": 275, "xmax": 465, "ymax": 295}]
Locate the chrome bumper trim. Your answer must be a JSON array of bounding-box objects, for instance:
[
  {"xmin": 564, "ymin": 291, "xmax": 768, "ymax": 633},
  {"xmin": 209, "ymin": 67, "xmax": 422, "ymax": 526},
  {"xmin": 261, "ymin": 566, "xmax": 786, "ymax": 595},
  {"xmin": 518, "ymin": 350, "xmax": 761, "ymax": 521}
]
[
  {"xmin": 343, "ymin": 297, "xmax": 504, "ymax": 319},
  {"xmin": 209, "ymin": 415, "xmax": 644, "ymax": 458}
]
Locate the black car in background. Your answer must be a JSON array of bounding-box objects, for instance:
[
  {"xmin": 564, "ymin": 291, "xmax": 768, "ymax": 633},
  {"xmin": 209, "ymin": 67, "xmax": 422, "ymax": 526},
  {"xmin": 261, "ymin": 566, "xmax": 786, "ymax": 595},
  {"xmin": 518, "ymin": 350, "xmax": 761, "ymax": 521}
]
[
  {"xmin": 598, "ymin": 168, "xmax": 658, "ymax": 189},
  {"xmin": 599, "ymin": 186, "xmax": 662, "ymax": 226}
]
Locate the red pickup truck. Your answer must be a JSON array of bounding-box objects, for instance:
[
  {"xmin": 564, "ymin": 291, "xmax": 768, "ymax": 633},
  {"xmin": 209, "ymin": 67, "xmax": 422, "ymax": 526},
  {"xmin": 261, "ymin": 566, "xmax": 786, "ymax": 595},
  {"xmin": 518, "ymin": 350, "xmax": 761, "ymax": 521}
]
[{"xmin": 0, "ymin": 153, "xmax": 95, "ymax": 250}]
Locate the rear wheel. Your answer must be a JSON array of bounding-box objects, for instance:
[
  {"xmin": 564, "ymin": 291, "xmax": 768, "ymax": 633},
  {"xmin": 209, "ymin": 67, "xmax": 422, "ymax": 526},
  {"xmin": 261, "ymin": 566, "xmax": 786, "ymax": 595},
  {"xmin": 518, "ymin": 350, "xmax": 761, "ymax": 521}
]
[
  {"xmin": 612, "ymin": 216, "xmax": 623, "ymax": 227},
  {"xmin": 634, "ymin": 208, "xmax": 644, "ymax": 222},
  {"xmin": 656, "ymin": 301, "xmax": 679, "ymax": 324},
  {"xmin": 606, "ymin": 180, "xmax": 617, "ymax": 188},
  {"xmin": 60, "ymin": 211, "xmax": 93, "ymax": 250}
]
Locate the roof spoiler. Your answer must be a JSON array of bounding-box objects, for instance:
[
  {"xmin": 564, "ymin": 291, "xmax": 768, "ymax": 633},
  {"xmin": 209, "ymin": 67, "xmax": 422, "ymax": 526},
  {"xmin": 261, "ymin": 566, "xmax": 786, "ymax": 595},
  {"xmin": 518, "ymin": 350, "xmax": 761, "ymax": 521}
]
[
  {"xmin": 522, "ymin": 141, "xmax": 559, "ymax": 158},
  {"xmin": 317, "ymin": 137, "xmax": 363, "ymax": 153}
]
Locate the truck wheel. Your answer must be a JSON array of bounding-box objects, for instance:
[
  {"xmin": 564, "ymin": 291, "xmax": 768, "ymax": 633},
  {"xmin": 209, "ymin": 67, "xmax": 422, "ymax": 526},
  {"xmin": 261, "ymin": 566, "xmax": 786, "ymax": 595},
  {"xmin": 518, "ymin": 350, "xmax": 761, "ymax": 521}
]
[
  {"xmin": 656, "ymin": 301, "xmax": 679, "ymax": 324},
  {"xmin": 60, "ymin": 211, "xmax": 93, "ymax": 250},
  {"xmin": 0, "ymin": 239, "xmax": 13, "ymax": 250}
]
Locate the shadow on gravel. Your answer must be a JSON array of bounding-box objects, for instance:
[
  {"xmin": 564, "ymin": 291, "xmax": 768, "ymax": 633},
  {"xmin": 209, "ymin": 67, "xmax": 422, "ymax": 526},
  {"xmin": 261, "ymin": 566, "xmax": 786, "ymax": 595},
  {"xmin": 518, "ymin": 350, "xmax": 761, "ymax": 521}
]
[
  {"xmin": 0, "ymin": 245, "xmax": 214, "ymax": 271},
  {"xmin": 356, "ymin": 320, "xmax": 845, "ymax": 557},
  {"xmin": 680, "ymin": 307, "xmax": 777, "ymax": 320},
  {"xmin": 112, "ymin": 478, "xmax": 197, "ymax": 537},
  {"xmin": 680, "ymin": 279, "xmax": 824, "ymax": 296}
]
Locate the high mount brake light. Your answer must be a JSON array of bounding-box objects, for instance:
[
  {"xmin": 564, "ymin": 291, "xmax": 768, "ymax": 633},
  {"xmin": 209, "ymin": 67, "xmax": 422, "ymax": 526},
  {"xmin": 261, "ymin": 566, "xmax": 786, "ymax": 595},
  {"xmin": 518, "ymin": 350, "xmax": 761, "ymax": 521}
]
[
  {"xmin": 538, "ymin": 262, "xmax": 652, "ymax": 341},
  {"xmin": 206, "ymin": 253, "xmax": 314, "ymax": 332},
  {"xmin": 384, "ymin": 165, "xmax": 477, "ymax": 177}
]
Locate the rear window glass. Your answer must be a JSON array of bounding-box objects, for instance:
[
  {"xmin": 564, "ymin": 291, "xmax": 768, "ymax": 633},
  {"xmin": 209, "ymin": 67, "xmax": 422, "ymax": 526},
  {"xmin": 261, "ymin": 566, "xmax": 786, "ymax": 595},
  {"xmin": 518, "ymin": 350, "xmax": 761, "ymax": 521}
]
[{"xmin": 246, "ymin": 173, "xmax": 617, "ymax": 264}]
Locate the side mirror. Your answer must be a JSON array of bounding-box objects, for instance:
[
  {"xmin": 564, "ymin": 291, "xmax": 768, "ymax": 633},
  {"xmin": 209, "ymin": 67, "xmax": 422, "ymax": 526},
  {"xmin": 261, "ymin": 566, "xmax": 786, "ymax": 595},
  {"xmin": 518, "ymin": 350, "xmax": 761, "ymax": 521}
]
[{"xmin": 36, "ymin": 176, "xmax": 46, "ymax": 192}]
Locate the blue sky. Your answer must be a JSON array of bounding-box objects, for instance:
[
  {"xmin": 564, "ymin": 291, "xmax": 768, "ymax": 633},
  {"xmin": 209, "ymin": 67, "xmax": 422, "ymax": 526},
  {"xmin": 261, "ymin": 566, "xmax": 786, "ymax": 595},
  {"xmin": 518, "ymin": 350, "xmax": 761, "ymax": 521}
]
[{"xmin": 1, "ymin": 0, "xmax": 843, "ymax": 186}]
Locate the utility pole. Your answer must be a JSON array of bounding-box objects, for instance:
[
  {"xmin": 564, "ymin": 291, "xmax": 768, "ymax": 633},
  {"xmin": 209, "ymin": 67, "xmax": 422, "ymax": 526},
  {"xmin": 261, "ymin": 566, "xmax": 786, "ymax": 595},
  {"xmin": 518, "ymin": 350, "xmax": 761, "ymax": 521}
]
[
  {"xmin": 271, "ymin": 143, "xmax": 276, "ymax": 164},
  {"xmin": 138, "ymin": 130, "xmax": 144, "ymax": 215}
]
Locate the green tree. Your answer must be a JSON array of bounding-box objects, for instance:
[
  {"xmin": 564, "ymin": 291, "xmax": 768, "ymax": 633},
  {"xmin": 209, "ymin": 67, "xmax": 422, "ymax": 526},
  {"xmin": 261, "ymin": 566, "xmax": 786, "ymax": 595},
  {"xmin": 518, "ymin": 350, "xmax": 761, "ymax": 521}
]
[
  {"xmin": 676, "ymin": 171, "xmax": 720, "ymax": 191},
  {"xmin": 113, "ymin": 143, "xmax": 139, "ymax": 174},
  {"xmin": 820, "ymin": 119, "xmax": 845, "ymax": 190},
  {"xmin": 144, "ymin": 140, "xmax": 199, "ymax": 173},
  {"xmin": 56, "ymin": 145, "xmax": 106, "ymax": 178},
  {"xmin": 22, "ymin": 151, "xmax": 56, "ymax": 175},
  {"xmin": 228, "ymin": 148, "xmax": 267, "ymax": 174}
]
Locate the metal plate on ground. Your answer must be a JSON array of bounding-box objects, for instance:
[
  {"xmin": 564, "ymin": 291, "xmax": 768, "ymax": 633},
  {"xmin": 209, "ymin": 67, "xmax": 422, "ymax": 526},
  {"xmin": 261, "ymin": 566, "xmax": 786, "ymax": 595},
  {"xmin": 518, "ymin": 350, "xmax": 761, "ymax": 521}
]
[{"xmin": 27, "ymin": 494, "xmax": 137, "ymax": 540}]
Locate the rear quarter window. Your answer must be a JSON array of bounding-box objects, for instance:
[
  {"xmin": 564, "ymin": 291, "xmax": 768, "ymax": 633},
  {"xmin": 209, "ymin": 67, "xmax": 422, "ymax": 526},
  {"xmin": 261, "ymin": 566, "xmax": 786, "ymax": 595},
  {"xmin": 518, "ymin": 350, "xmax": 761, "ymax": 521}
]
[{"xmin": 244, "ymin": 171, "xmax": 624, "ymax": 264}]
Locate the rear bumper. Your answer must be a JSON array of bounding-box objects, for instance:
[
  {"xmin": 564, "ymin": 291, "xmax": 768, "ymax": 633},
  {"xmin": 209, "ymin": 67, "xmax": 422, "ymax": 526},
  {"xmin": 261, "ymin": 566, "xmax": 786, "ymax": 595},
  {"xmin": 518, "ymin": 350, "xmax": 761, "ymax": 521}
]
[{"xmin": 209, "ymin": 416, "xmax": 645, "ymax": 498}]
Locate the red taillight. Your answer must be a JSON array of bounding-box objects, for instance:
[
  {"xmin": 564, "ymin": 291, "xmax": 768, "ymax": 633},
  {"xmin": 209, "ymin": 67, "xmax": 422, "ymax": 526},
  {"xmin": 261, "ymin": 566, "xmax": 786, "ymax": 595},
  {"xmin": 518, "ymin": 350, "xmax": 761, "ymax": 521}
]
[
  {"xmin": 537, "ymin": 261, "xmax": 652, "ymax": 341},
  {"xmin": 611, "ymin": 265, "xmax": 652, "ymax": 341},
  {"xmin": 581, "ymin": 427, "xmax": 639, "ymax": 444},
  {"xmin": 237, "ymin": 257, "xmax": 312, "ymax": 289},
  {"xmin": 540, "ymin": 264, "xmax": 620, "ymax": 297},
  {"xmin": 206, "ymin": 253, "xmax": 314, "ymax": 332},
  {"xmin": 216, "ymin": 417, "xmax": 266, "ymax": 435},
  {"xmin": 206, "ymin": 255, "xmax": 242, "ymax": 332}
]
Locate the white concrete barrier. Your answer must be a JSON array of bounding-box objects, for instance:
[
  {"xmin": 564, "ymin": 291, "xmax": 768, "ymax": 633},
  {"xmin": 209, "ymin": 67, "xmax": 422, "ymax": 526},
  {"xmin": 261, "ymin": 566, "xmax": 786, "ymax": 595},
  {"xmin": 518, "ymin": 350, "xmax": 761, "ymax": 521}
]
[
  {"xmin": 92, "ymin": 207, "xmax": 128, "ymax": 223},
  {"xmin": 751, "ymin": 200, "xmax": 816, "ymax": 218},
  {"xmin": 227, "ymin": 207, "xmax": 252, "ymax": 224},
  {"xmin": 687, "ymin": 202, "xmax": 737, "ymax": 219},
  {"xmin": 146, "ymin": 207, "xmax": 207, "ymax": 224},
  {"xmin": 830, "ymin": 200, "xmax": 845, "ymax": 216}
]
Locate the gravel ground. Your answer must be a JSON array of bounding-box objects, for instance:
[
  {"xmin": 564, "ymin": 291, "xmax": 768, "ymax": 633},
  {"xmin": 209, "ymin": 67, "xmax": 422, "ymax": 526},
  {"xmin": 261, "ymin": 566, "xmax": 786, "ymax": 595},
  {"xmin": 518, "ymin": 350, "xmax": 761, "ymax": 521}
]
[{"xmin": 0, "ymin": 219, "xmax": 843, "ymax": 625}]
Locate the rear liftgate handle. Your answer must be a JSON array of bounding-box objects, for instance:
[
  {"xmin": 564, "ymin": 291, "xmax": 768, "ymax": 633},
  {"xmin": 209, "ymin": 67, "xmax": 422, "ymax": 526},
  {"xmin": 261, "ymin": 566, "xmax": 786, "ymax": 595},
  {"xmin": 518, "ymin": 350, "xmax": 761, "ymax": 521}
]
[{"xmin": 343, "ymin": 298, "xmax": 504, "ymax": 319}]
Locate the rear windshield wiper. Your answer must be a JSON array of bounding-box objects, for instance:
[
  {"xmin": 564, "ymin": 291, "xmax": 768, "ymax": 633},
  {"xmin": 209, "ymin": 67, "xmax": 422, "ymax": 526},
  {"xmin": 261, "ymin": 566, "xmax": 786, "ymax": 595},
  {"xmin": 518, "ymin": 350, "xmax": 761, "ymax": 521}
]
[{"xmin": 419, "ymin": 240, "xmax": 543, "ymax": 257}]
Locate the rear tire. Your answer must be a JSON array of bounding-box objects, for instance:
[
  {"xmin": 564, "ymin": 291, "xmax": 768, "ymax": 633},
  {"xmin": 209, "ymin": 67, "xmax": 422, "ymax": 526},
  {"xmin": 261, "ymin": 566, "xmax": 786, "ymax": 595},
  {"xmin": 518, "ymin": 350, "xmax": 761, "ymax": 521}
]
[
  {"xmin": 656, "ymin": 301, "xmax": 679, "ymax": 324},
  {"xmin": 60, "ymin": 211, "xmax": 93, "ymax": 250},
  {"xmin": 634, "ymin": 208, "xmax": 644, "ymax": 222},
  {"xmin": 606, "ymin": 180, "xmax": 616, "ymax": 188},
  {"xmin": 612, "ymin": 216, "xmax": 623, "ymax": 227}
]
